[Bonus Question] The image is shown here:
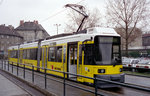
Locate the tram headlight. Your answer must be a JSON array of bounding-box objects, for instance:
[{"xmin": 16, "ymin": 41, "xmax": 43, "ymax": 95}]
[
  {"xmin": 98, "ymin": 69, "xmax": 105, "ymax": 73},
  {"xmin": 120, "ymin": 68, "xmax": 123, "ymax": 72}
]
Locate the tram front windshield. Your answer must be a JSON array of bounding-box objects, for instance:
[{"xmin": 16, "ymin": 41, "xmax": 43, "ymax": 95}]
[
  {"xmin": 94, "ymin": 36, "xmax": 121, "ymax": 65},
  {"xmin": 84, "ymin": 36, "xmax": 121, "ymax": 65}
]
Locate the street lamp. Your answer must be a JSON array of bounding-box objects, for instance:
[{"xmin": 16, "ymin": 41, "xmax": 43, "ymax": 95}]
[{"xmin": 54, "ymin": 24, "xmax": 61, "ymax": 35}]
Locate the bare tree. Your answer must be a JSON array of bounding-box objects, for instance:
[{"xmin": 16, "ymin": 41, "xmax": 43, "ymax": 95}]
[
  {"xmin": 65, "ymin": 7, "xmax": 102, "ymax": 33},
  {"xmin": 106, "ymin": 0, "xmax": 150, "ymax": 57},
  {"xmin": 115, "ymin": 27, "xmax": 142, "ymax": 50}
]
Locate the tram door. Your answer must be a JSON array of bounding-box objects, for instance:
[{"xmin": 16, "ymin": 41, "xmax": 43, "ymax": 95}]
[
  {"xmin": 77, "ymin": 43, "xmax": 83, "ymax": 82},
  {"xmin": 41, "ymin": 46, "xmax": 48, "ymax": 70},
  {"xmin": 68, "ymin": 44, "xmax": 77, "ymax": 78}
]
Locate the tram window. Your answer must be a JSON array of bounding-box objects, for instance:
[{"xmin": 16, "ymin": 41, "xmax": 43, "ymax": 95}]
[
  {"xmin": 30, "ymin": 48, "xmax": 37, "ymax": 60},
  {"xmin": 26, "ymin": 49, "xmax": 30, "ymax": 59},
  {"xmin": 69, "ymin": 45, "xmax": 77, "ymax": 65},
  {"xmin": 113, "ymin": 45, "xmax": 119, "ymax": 53},
  {"xmin": 23, "ymin": 50, "xmax": 27, "ymax": 59},
  {"xmin": 16, "ymin": 51, "xmax": 18, "ymax": 58},
  {"xmin": 48, "ymin": 47, "xmax": 55, "ymax": 62},
  {"xmin": 10, "ymin": 51, "xmax": 13, "ymax": 58},
  {"xmin": 40, "ymin": 48, "xmax": 42, "ymax": 60},
  {"xmin": 113, "ymin": 45, "xmax": 121, "ymax": 63},
  {"xmin": 14, "ymin": 50, "xmax": 18, "ymax": 58},
  {"xmin": 34, "ymin": 48, "xmax": 37, "ymax": 60},
  {"xmin": 56, "ymin": 46, "xmax": 62, "ymax": 62},
  {"xmin": 94, "ymin": 36, "xmax": 121, "ymax": 65},
  {"xmin": 63, "ymin": 45, "xmax": 66, "ymax": 63},
  {"xmin": 30, "ymin": 49, "xmax": 33, "ymax": 59},
  {"xmin": 35, "ymin": 48, "xmax": 38, "ymax": 60},
  {"xmin": 79, "ymin": 45, "xmax": 82, "ymax": 64},
  {"xmin": 84, "ymin": 44, "xmax": 94, "ymax": 65},
  {"xmin": 10, "ymin": 51, "xmax": 12, "ymax": 58},
  {"xmin": 48, "ymin": 46, "xmax": 62, "ymax": 62},
  {"xmin": 10, "ymin": 50, "xmax": 17, "ymax": 58}
]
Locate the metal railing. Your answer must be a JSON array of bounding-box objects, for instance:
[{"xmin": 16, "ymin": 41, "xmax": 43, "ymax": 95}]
[
  {"xmin": 1, "ymin": 60, "xmax": 150, "ymax": 96},
  {"xmin": 0, "ymin": 60, "xmax": 104, "ymax": 96}
]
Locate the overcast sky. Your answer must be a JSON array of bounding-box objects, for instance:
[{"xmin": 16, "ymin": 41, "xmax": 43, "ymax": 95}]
[{"xmin": 0, "ymin": 0, "xmax": 106, "ymax": 35}]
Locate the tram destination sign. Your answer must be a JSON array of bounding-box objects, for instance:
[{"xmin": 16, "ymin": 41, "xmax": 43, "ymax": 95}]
[{"xmin": 99, "ymin": 37, "xmax": 119, "ymax": 43}]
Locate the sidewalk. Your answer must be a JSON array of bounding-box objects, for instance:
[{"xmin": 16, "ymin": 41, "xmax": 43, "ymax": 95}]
[{"xmin": 0, "ymin": 73, "xmax": 30, "ymax": 96}]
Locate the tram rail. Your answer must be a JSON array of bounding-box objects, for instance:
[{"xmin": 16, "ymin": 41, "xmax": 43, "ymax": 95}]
[{"xmin": 1, "ymin": 60, "xmax": 150, "ymax": 96}]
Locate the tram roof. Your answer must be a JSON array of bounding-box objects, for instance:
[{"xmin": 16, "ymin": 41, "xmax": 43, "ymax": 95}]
[
  {"xmin": 8, "ymin": 27, "xmax": 120, "ymax": 49},
  {"xmin": 41, "ymin": 27, "xmax": 120, "ymax": 46}
]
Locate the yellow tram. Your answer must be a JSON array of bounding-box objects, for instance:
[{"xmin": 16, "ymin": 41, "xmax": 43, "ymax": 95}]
[{"xmin": 8, "ymin": 27, "xmax": 124, "ymax": 88}]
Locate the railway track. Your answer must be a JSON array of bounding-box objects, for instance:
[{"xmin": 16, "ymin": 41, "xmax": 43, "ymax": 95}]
[{"xmin": 1, "ymin": 63, "xmax": 150, "ymax": 96}]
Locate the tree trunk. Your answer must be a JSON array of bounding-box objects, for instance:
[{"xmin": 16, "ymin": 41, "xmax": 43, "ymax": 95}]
[
  {"xmin": 125, "ymin": 22, "xmax": 129, "ymax": 57},
  {"xmin": 125, "ymin": 38, "xmax": 129, "ymax": 57}
]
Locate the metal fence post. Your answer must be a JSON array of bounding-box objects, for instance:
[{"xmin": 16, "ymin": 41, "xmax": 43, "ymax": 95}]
[
  {"xmin": 94, "ymin": 77, "xmax": 98, "ymax": 96},
  {"xmin": 23, "ymin": 64, "xmax": 25, "ymax": 79},
  {"xmin": 12, "ymin": 62, "xmax": 13, "ymax": 73},
  {"xmin": 8, "ymin": 61, "xmax": 9, "ymax": 71},
  {"xmin": 32, "ymin": 66, "xmax": 34, "ymax": 83},
  {"xmin": 132, "ymin": 68, "xmax": 135, "ymax": 72},
  {"xmin": 45, "ymin": 68, "xmax": 47, "ymax": 89},
  {"xmin": 2, "ymin": 60, "xmax": 3, "ymax": 69},
  {"xmin": 4, "ymin": 60, "xmax": 6, "ymax": 70},
  {"xmin": 17, "ymin": 63, "xmax": 19, "ymax": 76},
  {"xmin": 63, "ymin": 72, "xmax": 66, "ymax": 96},
  {"xmin": 0, "ymin": 60, "xmax": 1, "ymax": 69}
]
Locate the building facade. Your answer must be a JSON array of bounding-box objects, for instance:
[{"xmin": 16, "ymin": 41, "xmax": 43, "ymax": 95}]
[
  {"xmin": 0, "ymin": 25, "xmax": 23, "ymax": 59},
  {"xmin": 15, "ymin": 20, "xmax": 50, "ymax": 42}
]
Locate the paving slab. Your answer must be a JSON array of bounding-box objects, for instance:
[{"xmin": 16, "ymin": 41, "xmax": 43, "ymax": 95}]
[{"xmin": 0, "ymin": 73, "xmax": 30, "ymax": 96}]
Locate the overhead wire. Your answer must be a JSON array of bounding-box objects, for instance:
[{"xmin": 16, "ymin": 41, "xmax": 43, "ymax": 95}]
[
  {"xmin": 41, "ymin": 9, "xmax": 66, "ymax": 22},
  {"xmin": 0, "ymin": 0, "xmax": 3, "ymax": 5},
  {"xmin": 41, "ymin": 0, "xmax": 86, "ymax": 35},
  {"xmin": 40, "ymin": 0, "xmax": 85, "ymax": 23}
]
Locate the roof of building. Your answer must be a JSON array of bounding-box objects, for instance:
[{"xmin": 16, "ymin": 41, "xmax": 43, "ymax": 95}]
[
  {"xmin": 142, "ymin": 34, "xmax": 150, "ymax": 38},
  {"xmin": 0, "ymin": 25, "xmax": 23, "ymax": 38},
  {"xmin": 15, "ymin": 20, "xmax": 50, "ymax": 36},
  {"xmin": 15, "ymin": 22, "xmax": 44, "ymax": 31}
]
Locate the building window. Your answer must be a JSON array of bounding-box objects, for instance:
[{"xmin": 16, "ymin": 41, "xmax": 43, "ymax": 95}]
[
  {"xmin": 1, "ymin": 35, "xmax": 4, "ymax": 38},
  {"xmin": 7, "ymin": 41, "xmax": 9, "ymax": 44},
  {"xmin": 6, "ymin": 36, "xmax": 9, "ymax": 38},
  {"xmin": 1, "ymin": 46, "xmax": 4, "ymax": 50}
]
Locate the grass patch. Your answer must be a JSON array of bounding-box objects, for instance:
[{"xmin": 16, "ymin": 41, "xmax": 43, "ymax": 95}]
[{"xmin": 124, "ymin": 71, "xmax": 150, "ymax": 77}]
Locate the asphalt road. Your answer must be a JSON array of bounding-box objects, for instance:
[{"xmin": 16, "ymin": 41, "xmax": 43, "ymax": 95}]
[{"xmin": 125, "ymin": 75, "xmax": 150, "ymax": 87}]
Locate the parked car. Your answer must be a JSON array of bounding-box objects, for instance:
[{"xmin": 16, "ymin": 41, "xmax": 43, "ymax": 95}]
[
  {"xmin": 122, "ymin": 58, "xmax": 139, "ymax": 67},
  {"xmin": 136, "ymin": 60, "xmax": 150, "ymax": 69}
]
